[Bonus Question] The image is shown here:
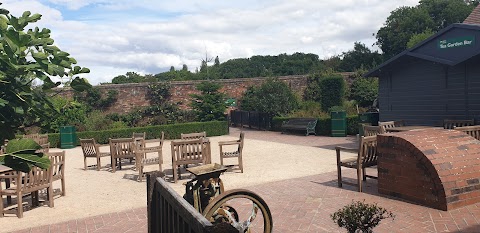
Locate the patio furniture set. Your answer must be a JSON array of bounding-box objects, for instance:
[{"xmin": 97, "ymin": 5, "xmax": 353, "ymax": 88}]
[
  {"xmin": 79, "ymin": 131, "xmax": 245, "ymax": 183},
  {"xmin": 336, "ymin": 119, "xmax": 479, "ymax": 192},
  {"xmin": 0, "ymin": 134, "xmax": 66, "ymax": 218}
]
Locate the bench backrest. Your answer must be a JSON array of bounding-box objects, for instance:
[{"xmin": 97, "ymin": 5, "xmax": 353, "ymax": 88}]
[
  {"xmin": 147, "ymin": 173, "xmax": 213, "ymax": 233},
  {"xmin": 444, "ymin": 119, "xmax": 474, "ymax": 129},
  {"xmin": 284, "ymin": 118, "xmax": 317, "ymax": 127},
  {"xmin": 181, "ymin": 131, "xmax": 207, "ymax": 140},
  {"xmin": 358, "ymin": 135, "xmax": 378, "ymax": 167},
  {"xmin": 454, "ymin": 125, "xmax": 480, "ymax": 140},
  {"xmin": 363, "ymin": 125, "xmax": 383, "ymax": 136}
]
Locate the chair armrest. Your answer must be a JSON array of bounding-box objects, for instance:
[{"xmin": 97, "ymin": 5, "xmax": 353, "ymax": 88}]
[
  {"xmin": 218, "ymin": 140, "xmax": 241, "ymax": 146},
  {"xmin": 335, "ymin": 146, "xmax": 358, "ymax": 153}
]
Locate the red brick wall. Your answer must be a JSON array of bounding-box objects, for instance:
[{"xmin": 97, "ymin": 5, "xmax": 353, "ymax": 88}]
[
  {"xmin": 377, "ymin": 128, "xmax": 480, "ymax": 210},
  {"xmin": 56, "ymin": 73, "xmax": 353, "ymax": 114}
]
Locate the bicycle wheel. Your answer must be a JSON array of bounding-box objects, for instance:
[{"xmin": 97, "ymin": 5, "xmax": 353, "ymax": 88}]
[{"xmin": 203, "ymin": 189, "xmax": 273, "ymax": 233}]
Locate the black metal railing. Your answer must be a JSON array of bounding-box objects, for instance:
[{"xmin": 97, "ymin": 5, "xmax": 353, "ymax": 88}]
[{"xmin": 230, "ymin": 110, "xmax": 272, "ymax": 130}]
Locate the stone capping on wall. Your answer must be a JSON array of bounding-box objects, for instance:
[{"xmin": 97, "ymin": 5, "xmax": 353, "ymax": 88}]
[{"xmin": 377, "ymin": 128, "xmax": 480, "ymax": 211}]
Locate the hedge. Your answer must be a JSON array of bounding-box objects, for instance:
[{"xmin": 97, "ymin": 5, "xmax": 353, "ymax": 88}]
[
  {"xmin": 272, "ymin": 116, "xmax": 360, "ymax": 136},
  {"xmin": 48, "ymin": 121, "xmax": 228, "ymax": 148}
]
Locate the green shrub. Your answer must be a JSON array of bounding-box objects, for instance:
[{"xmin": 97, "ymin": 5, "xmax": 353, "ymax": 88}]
[
  {"xmin": 331, "ymin": 200, "xmax": 395, "ymax": 233},
  {"xmin": 319, "ymin": 75, "xmax": 345, "ymax": 111},
  {"xmin": 47, "ymin": 121, "xmax": 228, "ymax": 147}
]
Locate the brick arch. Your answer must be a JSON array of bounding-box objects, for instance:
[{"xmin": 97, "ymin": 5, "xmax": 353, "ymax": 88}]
[{"xmin": 377, "ymin": 129, "xmax": 480, "ymax": 210}]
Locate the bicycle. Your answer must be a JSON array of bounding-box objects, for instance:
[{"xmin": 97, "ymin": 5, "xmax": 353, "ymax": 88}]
[{"xmin": 183, "ymin": 163, "xmax": 273, "ymax": 232}]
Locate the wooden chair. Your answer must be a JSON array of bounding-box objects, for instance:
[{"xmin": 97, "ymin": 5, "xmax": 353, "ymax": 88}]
[
  {"xmin": 133, "ymin": 132, "xmax": 164, "ymax": 182},
  {"xmin": 378, "ymin": 121, "xmax": 395, "ymax": 133},
  {"xmin": 80, "ymin": 138, "xmax": 110, "ymax": 171},
  {"xmin": 171, "ymin": 138, "xmax": 209, "ymax": 183},
  {"xmin": 454, "ymin": 125, "xmax": 480, "ymax": 140},
  {"xmin": 444, "ymin": 119, "xmax": 474, "ymax": 129},
  {"xmin": 336, "ymin": 136, "xmax": 378, "ymax": 192},
  {"xmin": 23, "ymin": 133, "xmax": 50, "ymax": 153},
  {"xmin": 47, "ymin": 151, "xmax": 66, "ymax": 197},
  {"xmin": 0, "ymin": 165, "xmax": 54, "ymax": 218},
  {"xmin": 109, "ymin": 138, "xmax": 136, "ymax": 172},
  {"xmin": 133, "ymin": 132, "xmax": 146, "ymax": 148},
  {"xmin": 362, "ymin": 125, "xmax": 383, "ymax": 136},
  {"xmin": 180, "ymin": 131, "xmax": 206, "ymax": 140},
  {"xmin": 218, "ymin": 132, "xmax": 245, "ymax": 173}
]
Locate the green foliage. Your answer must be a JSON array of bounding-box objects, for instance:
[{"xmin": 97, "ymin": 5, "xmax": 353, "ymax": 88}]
[
  {"xmin": 240, "ymin": 78, "xmax": 299, "ymax": 116},
  {"xmin": 376, "ymin": 0, "xmax": 476, "ymax": 59},
  {"xmin": 289, "ymin": 101, "xmax": 329, "ymax": 118},
  {"xmin": 190, "ymin": 81, "xmax": 227, "ymax": 121},
  {"xmin": 331, "ymin": 200, "xmax": 395, "ymax": 233},
  {"xmin": 319, "ymin": 75, "xmax": 346, "ymax": 111},
  {"xmin": 42, "ymin": 97, "xmax": 87, "ymax": 133},
  {"xmin": 147, "ymin": 82, "xmax": 171, "ymax": 105},
  {"xmin": 407, "ymin": 28, "xmax": 435, "ymax": 48},
  {"xmin": 111, "ymin": 72, "xmax": 156, "ymax": 84},
  {"xmin": 74, "ymin": 87, "xmax": 118, "ymax": 112},
  {"xmin": 83, "ymin": 110, "xmax": 115, "ymax": 131},
  {"xmin": 0, "ymin": 5, "xmax": 90, "ymax": 143},
  {"xmin": 350, "ymin": 74, "xmax": 379, "ymax": 107},
  {"xmin": 0, "ymin": 138, "xmax": 50, "ymax": 172},
  {"xmin": 47, "ymin": 121, "xmax": 228, "ymax": 147},
  {"xmin": 339, "ymin": 42, "xmax": 382, "ymax": 72}
]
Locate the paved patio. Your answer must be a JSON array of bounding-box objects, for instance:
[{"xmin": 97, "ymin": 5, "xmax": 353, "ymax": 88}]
[{"xmin": 9, "ymin": 128, "xmax": 480, "ymax": 232}]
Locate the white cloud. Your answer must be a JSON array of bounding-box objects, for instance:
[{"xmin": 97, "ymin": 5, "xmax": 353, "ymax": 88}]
[{"xmin": 1, "ymin": 0, "xmax": 421, "ymax": 84}]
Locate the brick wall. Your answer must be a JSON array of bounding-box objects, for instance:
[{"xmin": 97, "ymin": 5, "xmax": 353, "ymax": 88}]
[
  {"xmin": 377, "ymin": 128, "xmax": 480, "ymax": 210},
  {"xmin": 56, "ymin": 73, "xmax": 353, "ymax": 114}
]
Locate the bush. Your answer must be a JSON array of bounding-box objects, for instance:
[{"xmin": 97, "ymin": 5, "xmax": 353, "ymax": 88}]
[
  {"xmin": 350, "ymin": 76, "xmax": 378, "ymax": 108},
  {"xmin": 319, "ymin": 75, "xmax": 345, "ymax": 111},
  {"xmin": 240, "ymin": 77, "xmax": 298, "ymax": 116},
  {"xmin": 47, "ymin": 121, "xmax": 228, "ymax": 147},
  {"xmin": 331, "ymin": 200, "xmax": 395, "ymax": 233},
  {"xmin": 41, "ymin": 97, "xmax": 87, "ymax": 133}
]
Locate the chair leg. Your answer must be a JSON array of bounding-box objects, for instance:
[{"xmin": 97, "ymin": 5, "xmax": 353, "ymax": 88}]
[
  {"xmin": 138, "ymin": 166, "xmax": 143, "ymax": 182},
  {"xmin": 337, "ymin": 164, "xmax": 342, "ymax": 188},
  {"xmin": 112, "ymin": 157, "xmax": 117, "ymax": 173},
  {"xmin": 48, "ymin": 186, "xmax": 54, "ymax": 207},
  {"xmin": 0, "ymin": 193, "xmax": 3, "ymax": 217},
  {"xmin": 84, "ymin": 157, "xmax": 87, "ymax": 170},
  {"xmin": 17, "ymin": 194, "xmax": 23, "ymax": 218},
  {"xmin": 97, "ymin": 157, "xmax": 101, "ymax": 171},
  {"xmin": 173, "ymin": 164, "xmax": 177, "ymax": 183},
  {"xmin": 61, "ymin": 177, "xmax": 66, "ymax": 196},
  {"xmin": 357, "ymin": 168, "xmax": 363, "ymax": 192},
  {"xmin": 238, "ymin": 156, "xmax": 243, "ymax": 173}
]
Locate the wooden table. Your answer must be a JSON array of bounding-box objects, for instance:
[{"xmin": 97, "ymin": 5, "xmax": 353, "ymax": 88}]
[{"xmin": 386, "ymin": 126, "xmax": 437, "ymax": 132}]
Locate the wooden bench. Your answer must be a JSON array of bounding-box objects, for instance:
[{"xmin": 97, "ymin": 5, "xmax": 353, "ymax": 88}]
[
  {"xmin": 147, "ymin": 172, "xmax": 236, "ymax": 233},
  {"xmin": 454, "ymin": 125, "xmax": 480, "ymax": 140},
  {"xmin": 281, "ymin": 118, "xmax": 317, "ymax": 136}
]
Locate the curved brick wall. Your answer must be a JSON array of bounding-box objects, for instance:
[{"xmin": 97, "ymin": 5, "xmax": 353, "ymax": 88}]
[{"xmin": 377, "ymin": 128, "xmax": 480, "ymax": 210}]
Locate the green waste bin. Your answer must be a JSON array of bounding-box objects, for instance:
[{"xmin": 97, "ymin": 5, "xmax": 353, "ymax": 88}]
[
  {"xmin": 358, "ymin": 112, "xmax": 379, "ymax": 136},
  {"xmin": 331, "ymin": 111, "xmax": 346, "ymax": 137},
  {"xmin": 359, "ymin": 112, "xmax": 379, "ymax": 126},
  {"xmin": 60, "ymin": 126, "xmax": 77, "ymax": 149}
]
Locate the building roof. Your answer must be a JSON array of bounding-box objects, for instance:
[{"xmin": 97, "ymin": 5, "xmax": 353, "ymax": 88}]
[
  {"xmin": 464, "ymin": 5, "xmax": 480, "ymax": 24},
  {"xmin": 365, "ymin": 24, "xmax": 480, "ymax": 77}
]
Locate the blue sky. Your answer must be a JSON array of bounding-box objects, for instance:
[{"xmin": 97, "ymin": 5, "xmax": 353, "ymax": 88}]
[{"xmin": 2, "ymin": 0, "xmax": 419, "ymax": 85}]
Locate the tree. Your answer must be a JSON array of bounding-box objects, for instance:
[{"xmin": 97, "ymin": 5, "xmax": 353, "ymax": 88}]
[
  {"xmin": 240, "ymin": 78, "xmax": 298, "ymax": 116},
  {"xmin": 0, "ymin": 5, "xmax": 90, "ymax": 142},
  {"xmin": 0, "ymin": 3, "xmax": 90, "ymax": 171},
  {"xmin": 350, "ymin": 74, "xmax": 379, "ymax": 107},
  {"xmin": 170, "ymin": 66, "xmax": 175, "ymax": 72},
  {"xmin": 407, "ymin": 28, "xmax": 435, "ymax": 48},
  {"xmin": 182, "ymin": 64, "xmax": 188, "ymax": 71},
  {"xmin": 190, "ymin": 81, "xmax": 226, "ymax": 121},
  {"xmin": 339, "ymin": 42, "xmax": 382, "ymax": 72},
  {"xmin": 214, "ymin": 56, "xmax": 220, "ymax": 66},
  {"xmin": 376, "ymin": 0, "xmax": 476, "ymax": 59}
]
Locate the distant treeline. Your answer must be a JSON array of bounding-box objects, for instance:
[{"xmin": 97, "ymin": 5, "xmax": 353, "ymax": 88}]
[{"xmin": 107, "ymin": 43, "xmax": 382, "ymax": 84}]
